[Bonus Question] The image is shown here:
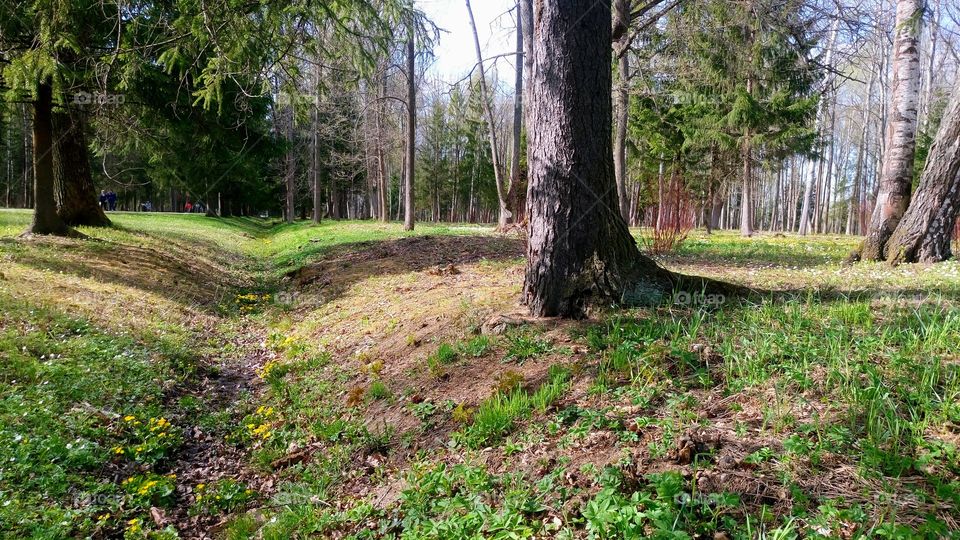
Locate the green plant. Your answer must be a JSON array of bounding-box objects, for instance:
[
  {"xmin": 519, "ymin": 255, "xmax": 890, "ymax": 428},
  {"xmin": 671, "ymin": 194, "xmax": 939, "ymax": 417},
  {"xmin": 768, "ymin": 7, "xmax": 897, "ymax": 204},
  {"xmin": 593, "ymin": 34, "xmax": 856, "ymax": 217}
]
[
  {"xmin": 112, "ymin": 415, "xmax": 182, "ymax": 465},
  {"xmin": 368, "ymin": 380, "xmax": 391, "ymax": 401},
  {"xmin": 122, "ymin": 473, "xmax": 177, "ymax": 510},
  {"xmin": 504, "ymin": 333, "xmax": 552, "ymax": 363},
  {"xmin": 192, "ymin": 478, "xmax": 257, "ymax": 516},
  {"xmin": 460, "ymin": 335, "xmax": 492, "ymax": 357}
]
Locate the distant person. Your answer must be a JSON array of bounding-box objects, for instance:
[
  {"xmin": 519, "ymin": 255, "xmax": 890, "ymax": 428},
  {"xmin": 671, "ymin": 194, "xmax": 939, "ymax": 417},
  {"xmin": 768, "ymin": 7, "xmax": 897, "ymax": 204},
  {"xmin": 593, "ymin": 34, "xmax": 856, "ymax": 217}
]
[
  {"xmin": 184, "ymin": 201, "xmax": 193, "ymax": 213},
  {"xmin": 99, "ymin": 190, "xmax": 108, "ymax": 210},
  {"xmin": 140, "ymin": 201, "xmax": 153, "ymax": 212},
  {"xmin": 107, "ymin": 191, "xmax": 117, "ymax": 211}
]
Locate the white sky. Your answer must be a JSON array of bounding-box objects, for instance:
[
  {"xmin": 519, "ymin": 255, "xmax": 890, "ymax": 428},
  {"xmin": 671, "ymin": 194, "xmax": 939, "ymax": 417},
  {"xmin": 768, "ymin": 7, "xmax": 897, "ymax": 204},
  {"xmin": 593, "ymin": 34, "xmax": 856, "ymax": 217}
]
[{"xmin": 416, "ymin": 0, "xmax": 518, "ymax": 82}]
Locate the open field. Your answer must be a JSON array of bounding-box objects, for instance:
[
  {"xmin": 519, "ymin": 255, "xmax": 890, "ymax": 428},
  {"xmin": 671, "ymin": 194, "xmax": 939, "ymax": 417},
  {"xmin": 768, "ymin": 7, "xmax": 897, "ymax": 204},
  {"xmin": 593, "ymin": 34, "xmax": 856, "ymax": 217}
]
[{"xmin": 1, "ymin": 209, "xmax": 958, "ymax": 539}]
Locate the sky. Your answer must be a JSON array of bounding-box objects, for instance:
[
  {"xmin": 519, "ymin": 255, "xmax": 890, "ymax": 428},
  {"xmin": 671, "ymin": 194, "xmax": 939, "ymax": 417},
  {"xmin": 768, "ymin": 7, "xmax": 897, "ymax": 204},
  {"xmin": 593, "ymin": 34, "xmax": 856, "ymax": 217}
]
[{"xmin": 416, "ymin": 0, "xmax": 518, "ymax": 82}]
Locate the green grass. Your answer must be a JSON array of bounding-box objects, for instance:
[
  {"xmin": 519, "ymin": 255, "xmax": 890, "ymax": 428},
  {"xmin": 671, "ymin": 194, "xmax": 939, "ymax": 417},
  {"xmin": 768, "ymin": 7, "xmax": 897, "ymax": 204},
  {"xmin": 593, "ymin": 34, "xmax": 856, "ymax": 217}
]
[{"xmin": 4, "ymin": 210, "xmax": 960, "ymax": 539}]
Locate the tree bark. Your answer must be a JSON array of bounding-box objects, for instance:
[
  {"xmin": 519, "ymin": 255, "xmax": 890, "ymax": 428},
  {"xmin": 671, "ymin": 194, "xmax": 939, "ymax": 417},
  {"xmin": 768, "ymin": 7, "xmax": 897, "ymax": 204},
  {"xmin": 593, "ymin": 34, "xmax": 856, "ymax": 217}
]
[
  {"xmin": 860, "ymin": 0, "xmax": 923, "ymax": 260},
  {"xmin": 522, "ymin": 0, "xmax": 735, "ymax": 317},
  {"xmin": 29, "ymin": 82, "xmax": 71, "ymax": 236},
  {"xmin": 885, "ymin": 78, "xmax": 960, "ymax": 263},
  {"xmin": 52, "ymin": 107, "xmax": 110, "ymax": 227},
  {"xmin": 612, "ymin": 0, "xmax": 631, "ymax": 222},
  {"xmin": 404, "ymin": 32, "xmax": 416, "ymax": 231}
]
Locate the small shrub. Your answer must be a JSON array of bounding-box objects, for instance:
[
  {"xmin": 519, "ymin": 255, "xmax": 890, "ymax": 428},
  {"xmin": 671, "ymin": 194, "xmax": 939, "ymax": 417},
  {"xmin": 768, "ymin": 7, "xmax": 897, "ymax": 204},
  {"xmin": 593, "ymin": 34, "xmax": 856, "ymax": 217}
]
[
  {"xmin": 368, "ymin": 381, "xmax": 391, "ymax": 401},
  {"xmin": 495, "ymin": 370, "xmax": 525, "ymax": 394}
]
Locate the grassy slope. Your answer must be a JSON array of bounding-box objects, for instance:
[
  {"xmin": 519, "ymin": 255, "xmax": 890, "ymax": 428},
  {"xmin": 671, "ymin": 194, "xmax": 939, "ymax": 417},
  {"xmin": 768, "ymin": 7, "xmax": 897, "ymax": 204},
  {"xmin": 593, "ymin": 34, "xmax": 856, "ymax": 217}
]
[{"xmin": 1, "ymin": 210, "xmax": 958, "ymax": 539}]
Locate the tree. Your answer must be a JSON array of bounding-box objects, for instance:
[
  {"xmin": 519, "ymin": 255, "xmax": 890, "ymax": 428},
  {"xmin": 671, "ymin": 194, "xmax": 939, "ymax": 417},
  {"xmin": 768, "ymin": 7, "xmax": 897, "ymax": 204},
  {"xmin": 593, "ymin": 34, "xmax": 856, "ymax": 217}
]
[
  {"xmin": 884, "ymin": 78, "xmax": 960, "ymax": 263},
  {"xmin": 523, "ymin": 0, "xmax": 732, "ymax": 317},
  {"xmin": 404, "ymin": 32, "xmax": 416, "ymax": 231},
  {"xmin": 859, "ymin": 0, "xmax": 924, "ymax": 260},
  {"xmin": 53, "ymin": 107, "xmax": 110, "ymax": 227},
  {"xmin": 28, "ymin": 82, "xmax": 71, "ymax": 236},
  {"xmin": 612, "ymin": 0, "xmax": 632, "ymax": 223},
  {"xmin": 465, "ymin": 0, "xmax": 511, "ymax": 228}
]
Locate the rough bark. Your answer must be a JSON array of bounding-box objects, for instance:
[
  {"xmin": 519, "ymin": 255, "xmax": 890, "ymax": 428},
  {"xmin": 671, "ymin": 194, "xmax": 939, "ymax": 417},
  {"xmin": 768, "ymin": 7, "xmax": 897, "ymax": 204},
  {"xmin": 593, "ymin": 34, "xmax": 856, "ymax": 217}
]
[
  {"xmin": 28, "ymin": 82, "xmax": 71, "ymax": 236},
  {"xmin": 522, "ymin": 0, "xmax": 737, "ymax": 317},
  {"xmin": 612, "ymin": 0, "xmax": 631, "ymax": 222},
  {"xmin": 404, "ymin": 33, "xmax": 416, "ymax": 231},
  {"xmin": 860, "ymin": 0, "xmax": 923, "ymax": 260},
  {"xmin": 885, "ymin": 78, "xmax": 960, "ymax": 264},
  {"xmin": 52, "ymin": 107, "xmax": 111, "ymax": 227}
]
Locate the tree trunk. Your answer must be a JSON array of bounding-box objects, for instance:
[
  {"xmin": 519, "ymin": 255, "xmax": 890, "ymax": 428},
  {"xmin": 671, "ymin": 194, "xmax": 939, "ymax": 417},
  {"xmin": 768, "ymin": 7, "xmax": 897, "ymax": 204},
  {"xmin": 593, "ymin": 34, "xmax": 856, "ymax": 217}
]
[
  {"xmin": 52, "ymin": 107, "xmax": 111, "ymax": 227},
  {"xmin": 612, "ymin": 0, "xmax": 631, "ymax": 222},
  {"xmin": 507, "ymin": 0, "xmax": 526, "ymax": 225},
  {"xmin": 285, "ymin": 105, "xmax": 295, "ymax": 223},
  {"xmin": 885, "ymin": 78, "xmax": 960, "ymax": 263},
  {"xmin": 404, "ymin": 32, "xmax": 416, "ymax": 231},
  {"xmin": 860, "ymin": 0, "xmax": 923, "ymax": 260},
  {"xmin": 28, "ymin": 82, "xmax": 71, "ymax": 236},
  {"xmin": 377, "ymin": 74, "xmax": 389, "ymax": 223},
  {"xmin": 466, "ymin": 0, "xmax": 511, "ymax": 228},
  {"xmin": 522, "ymin": 0, "xmax": 734, "ymax": 317},
  {"xmin": 740, "ymin": 126, "xmax": 753, "ymax": 237}
]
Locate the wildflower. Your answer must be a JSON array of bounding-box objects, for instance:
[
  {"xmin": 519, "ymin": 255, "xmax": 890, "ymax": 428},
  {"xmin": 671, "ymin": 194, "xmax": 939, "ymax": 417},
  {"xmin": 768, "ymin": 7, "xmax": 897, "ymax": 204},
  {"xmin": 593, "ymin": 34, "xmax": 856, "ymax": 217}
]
[
  {"xmin": 123, "ymin": 415, "xmax": 136, "ymax": 422},
  {"xmin": 112, "ymin": 446, "xmax": 125, "ymax": 455},
  {"xmin": 97, "ymin": 513, "xmax": 110, "ymax": 521}
]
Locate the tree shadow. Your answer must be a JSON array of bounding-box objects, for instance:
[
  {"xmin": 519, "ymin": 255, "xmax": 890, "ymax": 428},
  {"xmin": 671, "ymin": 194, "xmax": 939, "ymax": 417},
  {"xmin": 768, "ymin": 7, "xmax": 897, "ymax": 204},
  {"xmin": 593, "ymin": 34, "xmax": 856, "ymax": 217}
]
[
  {"xmin": 286, "ymin": 234, "xmax": 525, "ymax": 302},
  {"xmin": 2, "ymin": 234, "xmax": 240, "ymax": 310}
]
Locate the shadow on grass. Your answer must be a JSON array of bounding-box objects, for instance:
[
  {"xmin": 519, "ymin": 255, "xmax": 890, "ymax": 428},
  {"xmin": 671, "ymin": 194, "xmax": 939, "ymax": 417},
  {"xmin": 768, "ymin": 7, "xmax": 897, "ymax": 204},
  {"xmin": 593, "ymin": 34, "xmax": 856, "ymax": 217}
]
[{"xmin": 286, "ymin": 234, "xmax": 525, "ymax": 302}]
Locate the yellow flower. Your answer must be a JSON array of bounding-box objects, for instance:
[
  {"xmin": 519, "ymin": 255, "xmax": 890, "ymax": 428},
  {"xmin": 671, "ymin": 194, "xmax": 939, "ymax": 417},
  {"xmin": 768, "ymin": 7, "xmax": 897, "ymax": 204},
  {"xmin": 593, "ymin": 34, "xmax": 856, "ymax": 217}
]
[
  {"xmin": 97, "ymin": 513, "xmax": 110, "ymax": 521},
  {"xmin": 196, "ymin": 494, "xmax": 203, "ymax": 501},
  {"xmin": 123, "ymin": 415, "xmax": 136, "ymax": 422},
  {"xmin": 196, "ymin": 483, "xmax": 205, "ymax": 490},
  {"xmin": 112, "ymin": 446, "xmax": 125, "ymax": 455}
]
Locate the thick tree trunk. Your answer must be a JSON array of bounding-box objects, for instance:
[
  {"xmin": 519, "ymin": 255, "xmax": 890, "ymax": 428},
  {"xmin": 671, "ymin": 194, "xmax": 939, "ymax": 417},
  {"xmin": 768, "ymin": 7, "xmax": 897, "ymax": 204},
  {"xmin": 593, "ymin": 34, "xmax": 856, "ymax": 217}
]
[
  {"xmin": 860, "ymin": 0, "xmax": 923, "ymax": 260},
  {"xmin": 404, "ymin": 33, "xmax": 416, "ymax": 231},
  {"xmin": 885, "ymin": 79, "xmax": 960, "ymax": 263},
  {"xmin": 52, "ymin": 107, "xmax": 110, "ymax": 227},
  {"xmin": 522, "ymin": 0, "xmax": 735, "ymax": 317},
  {"xmin": 29, "ymin": 82, "xmax": 71, "ymax": 236},
  {"xmin": 612, "ymin": 0, "xmax": 631, "ymax": 222}
]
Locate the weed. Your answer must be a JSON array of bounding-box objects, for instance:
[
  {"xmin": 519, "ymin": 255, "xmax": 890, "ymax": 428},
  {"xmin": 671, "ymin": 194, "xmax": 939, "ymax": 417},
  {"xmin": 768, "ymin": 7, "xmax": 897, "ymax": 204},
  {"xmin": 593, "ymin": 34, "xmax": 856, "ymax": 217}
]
[{"xmin": 504, "ymin": 332, "xmax": 552, "ymax": 362}]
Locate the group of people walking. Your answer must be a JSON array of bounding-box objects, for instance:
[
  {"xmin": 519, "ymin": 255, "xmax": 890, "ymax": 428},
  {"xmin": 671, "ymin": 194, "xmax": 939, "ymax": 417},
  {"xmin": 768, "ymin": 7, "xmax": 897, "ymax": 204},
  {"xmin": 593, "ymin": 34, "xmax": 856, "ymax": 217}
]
[{"xmin": 99, "ymin": 190, "xmax": 117, "ymax": 211}]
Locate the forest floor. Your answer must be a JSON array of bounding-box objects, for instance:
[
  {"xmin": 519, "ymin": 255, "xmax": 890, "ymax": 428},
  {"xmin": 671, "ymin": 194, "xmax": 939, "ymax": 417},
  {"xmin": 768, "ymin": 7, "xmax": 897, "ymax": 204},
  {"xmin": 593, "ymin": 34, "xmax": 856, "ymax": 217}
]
[{"xmin": 1, "ymin": 209, "xmax": 959, "ymax": 539}]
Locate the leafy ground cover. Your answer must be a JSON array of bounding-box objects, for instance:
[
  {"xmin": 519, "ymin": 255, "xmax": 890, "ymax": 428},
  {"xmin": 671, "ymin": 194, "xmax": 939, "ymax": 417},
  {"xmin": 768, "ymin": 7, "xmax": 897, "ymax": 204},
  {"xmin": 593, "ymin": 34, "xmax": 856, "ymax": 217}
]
[{"xmin": 1, "ymin": 209, "xmax": 957, "ymax": 538}]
